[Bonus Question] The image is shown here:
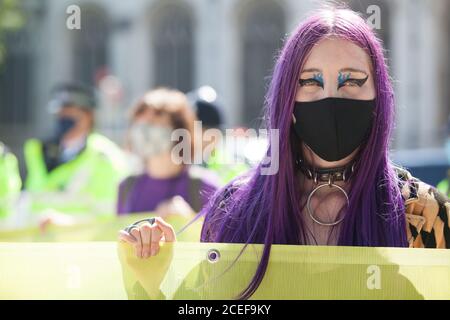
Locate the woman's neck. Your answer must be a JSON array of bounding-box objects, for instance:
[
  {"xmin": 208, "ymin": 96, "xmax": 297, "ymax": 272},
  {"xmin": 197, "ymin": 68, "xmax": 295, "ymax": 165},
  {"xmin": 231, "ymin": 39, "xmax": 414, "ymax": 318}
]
[
  {"xmin": 146, "ymin": 153, "xmax": 184, "ymax": 179},
  {"xmin": 299, "ymin": 170, "xmax": 350, "ymax": 190}
]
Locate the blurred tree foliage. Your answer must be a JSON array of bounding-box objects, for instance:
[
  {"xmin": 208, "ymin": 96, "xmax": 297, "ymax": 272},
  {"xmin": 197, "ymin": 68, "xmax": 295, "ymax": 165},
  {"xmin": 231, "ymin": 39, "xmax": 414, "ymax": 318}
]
[{"xmin": 0, "ymin": 0, "xmax": 25, "ymax": 66}]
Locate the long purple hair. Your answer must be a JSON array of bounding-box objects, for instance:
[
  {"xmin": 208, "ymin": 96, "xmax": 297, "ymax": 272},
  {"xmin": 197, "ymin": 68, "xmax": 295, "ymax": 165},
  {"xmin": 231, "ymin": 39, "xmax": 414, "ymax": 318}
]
[{"xmin": 197, "ymin": 6, "xmax": 408, "ymax": 299}]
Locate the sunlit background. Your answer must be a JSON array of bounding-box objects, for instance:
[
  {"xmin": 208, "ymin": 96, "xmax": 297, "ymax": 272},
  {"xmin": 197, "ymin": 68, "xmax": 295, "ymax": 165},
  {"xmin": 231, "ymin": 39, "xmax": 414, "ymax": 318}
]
[{"xmin": 0, "ymin": 0, "xmax": 449, "ymax": 185}]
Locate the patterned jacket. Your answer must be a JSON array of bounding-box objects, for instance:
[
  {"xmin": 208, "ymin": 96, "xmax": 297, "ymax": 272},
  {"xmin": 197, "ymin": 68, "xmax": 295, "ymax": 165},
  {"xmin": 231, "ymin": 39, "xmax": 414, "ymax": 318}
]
[{"xmin": 396, "ymin": 167, "xmax": 450, "ymax": 248}]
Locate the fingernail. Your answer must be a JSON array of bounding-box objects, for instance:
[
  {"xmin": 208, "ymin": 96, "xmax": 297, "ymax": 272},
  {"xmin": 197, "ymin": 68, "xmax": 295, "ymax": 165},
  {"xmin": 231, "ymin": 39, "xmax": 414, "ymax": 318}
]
[{"xmin": 143, "ymin": 252, "xmax": 149, "ymax": 259}]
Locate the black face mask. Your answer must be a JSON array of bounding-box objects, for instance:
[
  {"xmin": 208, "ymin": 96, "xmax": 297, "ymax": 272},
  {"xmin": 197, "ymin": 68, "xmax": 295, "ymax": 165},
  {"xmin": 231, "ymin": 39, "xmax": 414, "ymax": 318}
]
[
  {"xmin": 54, "ymin": 116, "xmax": 77, "ymax": 142},
  {"xmin": 292, "ymin": 97, "xmax": 375, "ymax": 162}
]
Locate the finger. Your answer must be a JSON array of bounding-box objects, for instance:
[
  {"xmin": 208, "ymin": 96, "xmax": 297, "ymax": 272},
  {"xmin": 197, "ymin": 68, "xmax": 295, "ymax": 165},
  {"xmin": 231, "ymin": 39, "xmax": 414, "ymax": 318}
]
[
  {"xmin": 118, "ymin": 230, "xmax": 137, "ymax": 244},
  {"xmin": 150, "ymin": 226, "xmax": 163, "ymax": 256},
  {"xmin": 154, "ymin": 217, "xmax": 177, "ymax": 242},
  {"xmin": 140, "ymin": 223, "xmax": 152, "ymax": 259},
  {"xmin": 130, "ymin": 228, "xmax": 143, "ymax": 258},
  {"xmin": 39, "ymin": 218, "xmax": 51, "ymax": 234}
]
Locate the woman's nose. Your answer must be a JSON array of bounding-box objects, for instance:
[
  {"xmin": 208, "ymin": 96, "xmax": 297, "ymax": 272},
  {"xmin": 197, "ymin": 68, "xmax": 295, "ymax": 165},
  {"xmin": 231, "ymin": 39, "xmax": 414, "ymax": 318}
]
[{"xmin": 323, "ymin": 79, "xmax": 340, "ymax": 98}]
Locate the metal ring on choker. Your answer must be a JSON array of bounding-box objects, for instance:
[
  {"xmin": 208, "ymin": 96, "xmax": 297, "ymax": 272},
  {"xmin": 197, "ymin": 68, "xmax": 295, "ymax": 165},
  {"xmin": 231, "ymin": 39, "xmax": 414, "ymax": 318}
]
[{"xmin": 306, "ymin": 183, "xmax": 349, "ymax": 227}]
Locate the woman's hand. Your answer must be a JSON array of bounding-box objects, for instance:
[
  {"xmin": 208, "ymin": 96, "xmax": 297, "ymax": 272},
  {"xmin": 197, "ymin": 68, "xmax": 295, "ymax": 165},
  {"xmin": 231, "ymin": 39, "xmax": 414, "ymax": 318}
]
[{"xmin": 118, "ymin": 217, "xmax": 176, "ymax": 259}]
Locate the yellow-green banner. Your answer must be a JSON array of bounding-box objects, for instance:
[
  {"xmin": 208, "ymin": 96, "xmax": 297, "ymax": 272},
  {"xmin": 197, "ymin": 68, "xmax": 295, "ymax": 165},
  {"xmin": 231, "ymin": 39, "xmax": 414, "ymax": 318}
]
[
  {"xmin": 0, "ymin": 214, "xmax": 201, "ymax": 242},
  {"xmin": 0, "ymin": 242, "xmax": 449, "ymax": 300}
]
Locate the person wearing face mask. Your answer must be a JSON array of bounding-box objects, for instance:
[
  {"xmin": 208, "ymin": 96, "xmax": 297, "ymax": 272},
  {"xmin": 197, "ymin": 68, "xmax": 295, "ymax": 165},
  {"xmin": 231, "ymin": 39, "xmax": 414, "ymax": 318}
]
[
  {"xmin": 118, "ymin": 7, "xmax": 450, "ymax": 299},
  {"xmin": 23, "ymin": 83, "xmax": 128, "ymax": 220},
  {"xmin": 117, "ymin": 88, "xmax": 220, "ymax": 217},
  {"xmin": 0, "ymin": 142, "xmax": 21, "ymax": 221},
  {"xmin": 187, "ymin": 86, "xmax": 250, "ymax": 184}
]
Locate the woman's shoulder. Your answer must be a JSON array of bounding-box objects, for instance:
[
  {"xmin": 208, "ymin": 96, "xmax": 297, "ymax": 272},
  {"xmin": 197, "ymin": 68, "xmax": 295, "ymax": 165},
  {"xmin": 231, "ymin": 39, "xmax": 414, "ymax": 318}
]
[
  {"xmin": 119, "ymin": 174, "xmax": 144, "ymax": 187},
  {"xmin": 118, "ymin": 174, "xmax": 149, "ymax": 197},
  {"xmin": 393, "ymin": 166, "xmax": 450, "ymax": 248},
  {"xmin": 199, "ymin": 173, "xmax": 252, "ymax": 242},
  {"xmin": 213, "ymin": 172, "xmax": 252, "ymax": 200}
]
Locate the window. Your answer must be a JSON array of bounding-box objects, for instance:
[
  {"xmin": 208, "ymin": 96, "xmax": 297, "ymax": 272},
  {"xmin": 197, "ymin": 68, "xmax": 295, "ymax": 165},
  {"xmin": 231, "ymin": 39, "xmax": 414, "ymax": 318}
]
[
  {"xmin": 348, "ymin": 0, "xmax": 391, "ymax": 53},
  {"xmin": 0, "ymin": 29, "xmax": 32, "ymax": 125},
  {"xmin": 151, "ymin": 2, "xmax": 194, "ymax": 93},
  {"xmin": 71, "ymin": 6, "xmax": 110, "ymax": 86},
  {"xmin": 240, "ymin": 0, "xmax": 285, "ymax": 127}
]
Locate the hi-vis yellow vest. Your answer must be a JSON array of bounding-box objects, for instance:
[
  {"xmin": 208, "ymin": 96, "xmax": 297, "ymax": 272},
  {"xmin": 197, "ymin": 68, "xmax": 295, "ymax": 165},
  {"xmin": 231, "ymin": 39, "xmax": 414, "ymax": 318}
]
[
  {"xmin": 437, "ymin": 169, "xmax": 450, "ymax": 198},
  {"xmin": 24, "ymin": 133, "xmax": 129, "ymax": 216},
  {"xmin": 0, "ymin": 143, "xmax": 22, "ymax": 218}
]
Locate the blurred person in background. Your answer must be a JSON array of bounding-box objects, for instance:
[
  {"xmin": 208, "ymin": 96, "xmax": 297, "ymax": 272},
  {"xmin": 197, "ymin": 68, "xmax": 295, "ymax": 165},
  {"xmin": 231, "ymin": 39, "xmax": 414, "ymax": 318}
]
[
  {"xmin": 187, "ymin": 86, "xmax": 249, "ymax": 184},
  {"xmin": 437, "ymin": 116, "xmax": 450, "ymax": 197},
  {"xmin": 0, "ymin": 142, "xmax": 21, "ymax": 221},
  {"xmin": 23, "ymin": 83, "xmax": 128, "ymax": 223},
  {"xmin": 117, "ymin": 87, "xmax": 220, "ymax": 217}
]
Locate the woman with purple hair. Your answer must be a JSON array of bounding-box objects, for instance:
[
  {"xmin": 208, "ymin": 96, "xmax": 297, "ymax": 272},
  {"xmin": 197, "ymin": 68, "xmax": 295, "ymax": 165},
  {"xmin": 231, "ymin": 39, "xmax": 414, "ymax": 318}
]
[{"xmin": 119, "ymin": 6, "xmax": 450, "ymax": 299}]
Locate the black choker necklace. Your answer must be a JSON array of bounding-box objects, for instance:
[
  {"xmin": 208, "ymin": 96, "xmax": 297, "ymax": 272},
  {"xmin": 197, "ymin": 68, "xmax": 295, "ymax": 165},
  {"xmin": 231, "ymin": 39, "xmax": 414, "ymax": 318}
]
[{"xmin": 296, "ymin": 157, "xmax": 356, "ymax": 185}]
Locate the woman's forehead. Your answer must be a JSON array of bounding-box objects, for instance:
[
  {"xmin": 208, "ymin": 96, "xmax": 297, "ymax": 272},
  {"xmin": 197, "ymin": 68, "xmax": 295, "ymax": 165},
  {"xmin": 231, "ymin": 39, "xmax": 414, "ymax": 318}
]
[{"xmin": 301, "ymin": 38, "xmax": 372, "ymax": 73}]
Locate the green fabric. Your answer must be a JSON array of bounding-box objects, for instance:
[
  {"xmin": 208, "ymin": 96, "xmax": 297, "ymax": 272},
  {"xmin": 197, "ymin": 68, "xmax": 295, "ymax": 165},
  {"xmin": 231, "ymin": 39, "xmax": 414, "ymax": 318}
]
[
  {"xmin": 24, "ymin": 133, "xmax": 129, "ymax": 216},
  {"xmin": 118, "ymin": 243, "xmax": 450, "ymax": 300},
  {"xmin": 437, "ymin": 174, "xmax": 450, "ymax": 198},
  {"xmin": 0, "ymin": 144, "xmax": 22, "ymax": 218},
  {"xmin": 0, "ymin": 242, "xmax": 449, "ymax": 299},
  {"xmin": 0, "ymin": 213, "xmax": 202, "ymax": 242}
]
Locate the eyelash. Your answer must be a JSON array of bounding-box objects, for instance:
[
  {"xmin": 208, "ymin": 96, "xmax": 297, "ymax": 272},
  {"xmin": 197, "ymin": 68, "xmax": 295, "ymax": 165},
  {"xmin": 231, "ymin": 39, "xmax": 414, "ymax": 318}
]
[
  {"xmin": 298, "ymin": 75, "xmax": 369, "ymax": 89},
  {"xmin": 337, "ymin": 76, "xmax": 369, "ymax": 89},
  {"xmin": 299, "ymin": 79, "xmax": 323, "ymax": 87}
]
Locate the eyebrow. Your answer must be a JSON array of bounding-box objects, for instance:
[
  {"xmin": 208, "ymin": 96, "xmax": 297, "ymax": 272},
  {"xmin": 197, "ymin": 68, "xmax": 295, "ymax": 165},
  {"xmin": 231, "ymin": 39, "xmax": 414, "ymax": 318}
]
[
  {"xmin": 300, "ymin": 68, "xmax": 322, "ymax": 74},
  {"xmin": 300, "ymin": 68, "xmax": 369, "ymax": 75},
  {"xmin": 339, "ymin": 68, "xmax": 368, "ymax": 75}
]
